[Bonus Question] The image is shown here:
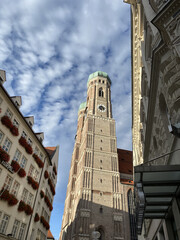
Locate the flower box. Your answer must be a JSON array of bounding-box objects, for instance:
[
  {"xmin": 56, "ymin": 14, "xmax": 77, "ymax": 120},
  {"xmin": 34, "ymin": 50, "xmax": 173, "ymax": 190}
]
[
  {"xmin": 27, "ymin": 176, "xmax": 39, "ymax": 190},
  {"xmin": 19, "ymin": 136, "xmax": 27, "ymax": 147},
  {"xmin": 53, "ymin": 166, "xmax": 57, "ymax": 175},
  {"xmin": 40, "ymin": 216, "xmax": 50, "ymax": 230},
  {"xmin": 34, "ymin": 213, "xmax": 40, "ymax": 222},
  {"xmin": 25, "ymin": 204, "xmax": 33, "ymax": 215},
  {"xmin": 44, "ymin": 195, "xmax": 53, "ymax": 211},
  {"xmin": 19, "ymin": 136, "xmax": 32, "ymax": 155},
  {"xmin": 31, "ymin": 181, "xmax": 39, "ymax": 190},
  {"xmin": 1, "ymin": 116, "xmax": 13, "ymax": 129},
  {"xmin": 11, "ymin": 160, "xmax": 20, "ymax": 172},
  {"xmin": 0, "ymin": 189, "xmax": 10, "ymax": 201},
  {"xmin": 33, "ymin": 154, "xmax": 44, "ymax": 169},
  {"xmin": 25, "ymin": 144, "xmax": 33, "ymax": 154},
  {"xmin": 48, "ymin": 178, "xmax": 55, "ymax": 196},
  {"xmin": 44, "ymin": 170, "xmax": 49, "ymax": 179},
  {"xmin": 8, "ymin": 194, "xmax": 18, "ymax": 206},
  {"xmin": 10, "ymin": 125, "xmax": 19, "ymax": 136},
  {"xmin": 40, "ymin": 190, "xmax": 44, "ymax": 198},
  {"xmin": 18, "ymin": 200, "xmax": 27, "ymax": 212},
  {"xmin": 0, "ymin": 147, "xmax": 10, "ymax": 162},
  {"xmin": 18, "ymin": 168, "xmax": 26, "ymax": 178}
]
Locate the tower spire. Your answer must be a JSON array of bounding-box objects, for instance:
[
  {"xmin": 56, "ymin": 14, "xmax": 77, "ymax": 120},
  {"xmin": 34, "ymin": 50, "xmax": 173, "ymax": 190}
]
[{"xmin": 60, "ymin": 72, "xmax": 130, "ymax": 240}]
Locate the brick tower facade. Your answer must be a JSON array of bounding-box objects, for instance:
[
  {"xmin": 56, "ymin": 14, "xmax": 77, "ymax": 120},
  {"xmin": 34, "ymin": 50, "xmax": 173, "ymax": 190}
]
[{"xmin": 60, "ymin": 71, "xmax": 132, "ymax": 240}]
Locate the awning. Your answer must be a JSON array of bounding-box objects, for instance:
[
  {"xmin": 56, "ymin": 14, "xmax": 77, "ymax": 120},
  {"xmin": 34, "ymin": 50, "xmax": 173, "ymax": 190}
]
[{"xmin": 134, "ymin": 164, "xmax": 180, "ymax": 234}]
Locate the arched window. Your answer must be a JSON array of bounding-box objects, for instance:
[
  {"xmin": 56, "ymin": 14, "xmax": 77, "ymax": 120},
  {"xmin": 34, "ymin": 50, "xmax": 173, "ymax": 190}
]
[
  {"xmin": 96, "ymin": 226, "xmax": 105, "ymax": 240},
  {"xmin": 99, "ymin": 88, "xmax": 104, "ymax": 97},
  {"xmin": 127, "ymin": 189, "xmax": 138, "ymax": 240},
  {"xmin": 159, "ymin": 93, "xmax": 172, "ymax": 134}
]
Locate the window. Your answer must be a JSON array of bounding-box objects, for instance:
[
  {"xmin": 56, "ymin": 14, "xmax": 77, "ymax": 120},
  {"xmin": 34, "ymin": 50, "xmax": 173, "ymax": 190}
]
[
  {"xmin": 27, "ymin": 193, "xmax": 33, "ymax": 206},
  {"xmin": 102, "ymin": 80, "xmax": 104, "ymax": 84},
  {"xmin": 100, "ymin": 179, "xmax": 102, "ymax": 183},
  {"xmin": 0, "ymin": 214, "xmax": 10, "ymax": 234},
  {"xmin": 0, "ymin": 131, "xmax": 4, "ymax": 143},
  {"xmin": 99, "ymin": 79, "xmax": 101, "ymax": 83},
  {"xmin": 28, "ymin": 165, "xmax": 34, "ymax": 177},
  {"xmin": 18, "ymin": 223, "xmax": 26, "ymax": 240},
  {"xmin": 21, "ymin": 131, "xmax": 27, "ymax": 139},
  {"xmin": 34, "ymin": 147, "xmax": 39, "ymax": 155},
  {"xmin": 21, "ymin": 188, "xmax": 28, "ymax": 202},
  {"xmin": 2, "ymin": 138, "xmax": 11, "ymax": 152},
  {"xmin": 99, "ymin": 206, "xmax": 103, "ymax": 213},
  {"xmin": 34, "ymin": 170, "xmax": 39, "ymax": 181},
  {"xmin": 11, "ymin": 219, "xmax": 20, "ymax": 238},
  {"xmin": 13, "ymin": 149, "xmax": 21, "ymax": 162},
  {"xmin": 13, "ymin": 119, "xmax": 19, "ymax": 128},
  {"xmin": 37, "ymin": 229, "xmax": 46, "ymax": 240},
  {"xmin": 99, "ymin": 88, "xmax": 104, "ymax": 97},
  {"xmin": 5, "ymin": 109, "xmax": 12, "ymax": 119},
  {"xmin": 39, "ymin": 153, "xmax": 43, "ymax": 160},
  {"xmin": 11, "ymin": 181, "xmax": 20, "ymax": 196},
  {"xmin": 20, "ymin": 156, "xmax": 27, "ymax": 169},
  {"xmin": 3, "ymin": 175, "xmax": 13, "ymax": 191},
  {"xmin": 41, "ymin": 207, "xmax": 44, "ymax": 217},
  {"xmin": 27, "ymin": 138, "xmax": 32, "ymax": 146}
]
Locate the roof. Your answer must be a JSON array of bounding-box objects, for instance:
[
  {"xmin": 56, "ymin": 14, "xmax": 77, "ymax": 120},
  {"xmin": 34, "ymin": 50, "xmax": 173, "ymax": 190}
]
[
  {"xmin": 117, "ymin": 148, "xmax": 133, "ymax": 175},
  {"xmin": 87, "ymin": 71, "xmax": 112, "ymax": 87},
  {"xmin": 45, "ymin": 147, "xmax": 56, "ymax": 159},
  {"xmin": 47, "ymin": 230, "xmax": 54, "ymax": 239},
  {"xmin": 78, "ymin": 101, "xmax": 86, "ymax": 112}
]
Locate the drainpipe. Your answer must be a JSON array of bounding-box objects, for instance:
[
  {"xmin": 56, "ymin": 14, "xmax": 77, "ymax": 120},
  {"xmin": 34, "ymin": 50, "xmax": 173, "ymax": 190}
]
[{"xmin": 25, "ymin": 157, "xmax": 48, "ymax": 240}]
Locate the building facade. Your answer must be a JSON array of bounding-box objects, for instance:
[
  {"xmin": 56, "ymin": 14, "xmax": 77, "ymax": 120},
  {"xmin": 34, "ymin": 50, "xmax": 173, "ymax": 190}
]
[
  {"xmin": 125, "ymin": 0, "xmax": 180, "ymax": 239},
  {"xmin": 60, "ymin": 71, "xmax": 134, "ymax": 240},
  {"xmin": 0, "ymin": 70, "xmax": 59, "ymax": 240}
]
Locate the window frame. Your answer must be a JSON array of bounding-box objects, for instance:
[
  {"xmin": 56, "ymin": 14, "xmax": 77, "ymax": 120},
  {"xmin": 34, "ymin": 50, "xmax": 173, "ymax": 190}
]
[{"xmin": 2, "ymin": 138, "xmax": 12, "ymax": 153}]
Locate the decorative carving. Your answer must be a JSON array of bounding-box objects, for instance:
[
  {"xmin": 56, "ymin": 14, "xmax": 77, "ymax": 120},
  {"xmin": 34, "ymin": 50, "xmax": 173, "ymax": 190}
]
[
  {"xmin": 80, "ymin": 211, "xmax": 90, "ymax": 218},
  {"xmin": 114, "ymin": 214, "xmax": 123, "ymax": 221}
]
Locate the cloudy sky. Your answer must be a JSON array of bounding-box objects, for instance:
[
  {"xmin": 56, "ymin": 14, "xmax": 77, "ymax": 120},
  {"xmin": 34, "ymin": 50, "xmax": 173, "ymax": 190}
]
[{"xmin": 0, "ymin": 0, "xmax": 131, "ymax": 238}]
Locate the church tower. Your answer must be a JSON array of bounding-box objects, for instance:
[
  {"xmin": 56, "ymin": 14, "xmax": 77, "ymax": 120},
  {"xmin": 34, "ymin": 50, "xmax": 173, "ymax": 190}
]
[{"xmin": 60, "ymin": 71, "xmax": 130, "ymax": 240}]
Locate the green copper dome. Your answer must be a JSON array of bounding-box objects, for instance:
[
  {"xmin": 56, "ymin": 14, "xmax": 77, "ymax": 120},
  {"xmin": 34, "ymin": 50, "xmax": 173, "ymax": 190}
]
[
  {"xmin": 78, "ymin": 102, "xmax": 86, "ymax": 112},
  {"xmin": 87, "ymin": 71, "xmax": 111, "ymax": 87}
]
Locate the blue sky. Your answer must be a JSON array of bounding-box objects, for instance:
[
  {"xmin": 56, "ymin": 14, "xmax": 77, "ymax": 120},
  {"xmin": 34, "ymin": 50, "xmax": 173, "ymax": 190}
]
[{"xmin": 0, "ymin": 0, "xmax": 131, "ymax": 238}]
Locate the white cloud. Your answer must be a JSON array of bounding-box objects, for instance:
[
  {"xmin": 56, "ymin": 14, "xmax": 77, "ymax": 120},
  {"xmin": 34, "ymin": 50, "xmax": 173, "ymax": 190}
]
[{"xmin": 0, "ymin": 0, "xmax": 131, "ymax": 238}]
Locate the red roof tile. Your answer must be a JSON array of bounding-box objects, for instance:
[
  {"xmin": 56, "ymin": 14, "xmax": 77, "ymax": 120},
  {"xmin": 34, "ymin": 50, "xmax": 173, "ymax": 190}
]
[
  {"xmin": 47, "ymin": 229, "xmax": 54, "ymax": 238},
  {"xmin": 117, "ymin": 148, "xmax": 133, "ymax": 175},
  {"xmin": 45, "ymin": 147, "xmax": 56, "ymax": 158}
]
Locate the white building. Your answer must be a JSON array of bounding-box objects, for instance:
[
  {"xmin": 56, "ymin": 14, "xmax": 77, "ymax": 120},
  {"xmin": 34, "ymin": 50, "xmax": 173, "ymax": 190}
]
[
  {"xmin": 125, "ymin": 0, "xmax": 180, "ymax": 239},
  {"xmin": 0, "ymin": 69, "xmax": 59, "ymax": 240}
]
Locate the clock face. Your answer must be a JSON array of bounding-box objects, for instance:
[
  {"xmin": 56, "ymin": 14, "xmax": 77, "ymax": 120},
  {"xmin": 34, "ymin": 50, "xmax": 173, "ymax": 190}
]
[{"xmin": 98, "ymin": 104, "xmax": 106, "ymax": 112}]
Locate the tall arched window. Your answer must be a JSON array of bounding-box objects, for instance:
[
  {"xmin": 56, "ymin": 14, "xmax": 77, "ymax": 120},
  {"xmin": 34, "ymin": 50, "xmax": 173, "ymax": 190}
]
[
  {"xmin": 159, "ymin": 93, "xmax": 172, "ymax": 134},
  {"xmin": 127, "ymin": 189, "xmax": 138, "ymax": 240},
  {"xmin": 99, "ymin": 88, "xmax": 104, "ymax": 97}
]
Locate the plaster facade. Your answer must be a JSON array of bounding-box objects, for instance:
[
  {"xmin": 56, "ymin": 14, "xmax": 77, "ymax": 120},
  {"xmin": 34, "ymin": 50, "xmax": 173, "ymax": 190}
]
[{"xmin": 0, "ymin": 70, "xmax": 59, "ymax": 240}]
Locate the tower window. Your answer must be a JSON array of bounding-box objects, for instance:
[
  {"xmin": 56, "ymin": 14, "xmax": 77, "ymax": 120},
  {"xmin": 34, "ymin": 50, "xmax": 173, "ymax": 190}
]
[
  {"xmin": 103, "ymin": 80, "xmax": 104, "ymax": 84},
  {"xmin": 99, "ymin": 88, "xmax": 104, "ymax": 97},
  {"xmin": 100, "ymin": 179, "xmax": 102, "ymax": 183},
  {"xmin": 100, "ymin": 160, "xmax": 102, "ymax": 163},
  {"xmin": 100, "ymin": 147, "xmax": 102, "ymax": 150},
  {"xmin": 99, "ymin": 79, "xmax": 101, "ymax": 83},
  {"xmin": 100, "ymin": 206, "xmax": 103, "ymax": 213}
]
